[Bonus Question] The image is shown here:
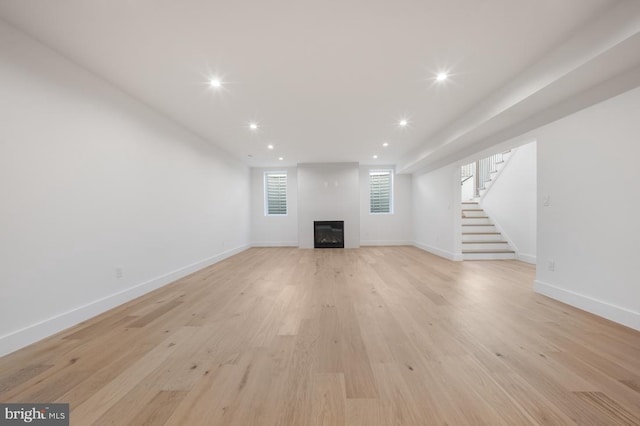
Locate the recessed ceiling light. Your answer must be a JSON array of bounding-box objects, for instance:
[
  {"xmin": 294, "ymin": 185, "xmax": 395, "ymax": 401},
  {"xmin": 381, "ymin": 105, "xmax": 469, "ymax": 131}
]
[
  {"xmin": 382, "ymin": 142, "xmax": 389, "ymax": 147},
  {"xmin": 436, "ymin": 72, "xmax": 448, "ymax": 82},
  {"xmin": 249, "ymin": 122, "xmax": 258, "ymax": 131},
  {"xmin": 399, "ymin": 119, "xmax": 408, "ymax": 127},
  {"xmin": 209, "ymin": 77, "xmax": 222, "ymax": 89},
  {"xmin": 267, "ymin": 144, "xmax": 274, "ymax": 150},
  {"xmin": 278, "ymin": 157, "xmax": 284, "ymax": 161},
  {"xmin": 372, "ymin": 155, "xmax": 378, "ymax": 159}
]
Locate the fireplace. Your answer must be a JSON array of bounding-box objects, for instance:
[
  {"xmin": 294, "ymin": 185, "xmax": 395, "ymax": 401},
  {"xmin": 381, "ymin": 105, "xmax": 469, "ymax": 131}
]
[{"xmin": 314, "ymin": 221, "xmax": 344, "ymax": 248}]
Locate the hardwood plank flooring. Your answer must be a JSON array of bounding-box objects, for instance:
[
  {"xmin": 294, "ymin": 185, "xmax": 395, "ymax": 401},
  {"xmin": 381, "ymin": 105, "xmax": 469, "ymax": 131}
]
[{"xmin": 1, "ymin": 246, "xmax": 639, "ymax": 425}]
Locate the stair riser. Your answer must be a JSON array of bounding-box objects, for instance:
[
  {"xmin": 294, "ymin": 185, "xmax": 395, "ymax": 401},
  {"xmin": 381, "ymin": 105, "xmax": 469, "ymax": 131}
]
[
  {"xmin": 461, "ymin": 217, "xmax": 492, "ymax": 225},
  {"xmin": 462, "ymin": 234, "xmax": 504, "ymax": 242},
  {"xmin": 462, "ymin": 225, "xmax": 497, "ymax": 233},
  {"xmin": 462, "ymin": 242, "xmax": 510, "ymax": 250},
  {"xmin": 463, "ymin": 252, "xmax": 516, "ymax": 260},
  {"xmin": 461, "ymin": 210, "xmax": 486, "ymax": 217}
]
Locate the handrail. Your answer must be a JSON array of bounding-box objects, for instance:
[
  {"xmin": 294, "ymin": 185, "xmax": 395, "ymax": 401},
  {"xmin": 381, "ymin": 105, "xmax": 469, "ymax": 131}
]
[{"xmin": 460, "ymin": 175, "xmax": 474, "ymax": 185}]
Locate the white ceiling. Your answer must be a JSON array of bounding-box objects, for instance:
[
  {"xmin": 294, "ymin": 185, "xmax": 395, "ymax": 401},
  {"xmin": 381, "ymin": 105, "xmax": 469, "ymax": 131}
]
[{"xmin": 1, "ymin": 0, "xmax": 639, "ymax": 172}]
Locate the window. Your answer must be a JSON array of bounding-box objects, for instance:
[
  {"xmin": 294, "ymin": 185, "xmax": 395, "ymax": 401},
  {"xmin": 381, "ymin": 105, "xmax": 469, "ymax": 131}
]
[
  {"xmin": 369, "ymin": 170, "xmax": 393, "ymax": 214},
  {"xmin": 264, "ymin": 172, "xmax": 287, "ymax": 215}
]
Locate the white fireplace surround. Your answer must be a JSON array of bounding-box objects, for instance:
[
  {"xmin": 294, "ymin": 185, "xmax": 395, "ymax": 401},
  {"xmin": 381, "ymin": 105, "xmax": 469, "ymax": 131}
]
[{"xmin": 297, "ymin": 163, "xmax": 360, "ymax": 249}]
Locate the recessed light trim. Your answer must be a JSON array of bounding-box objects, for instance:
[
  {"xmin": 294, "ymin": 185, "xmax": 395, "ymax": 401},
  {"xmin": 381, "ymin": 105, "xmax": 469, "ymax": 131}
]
[
  {"xmin": 278, "ymin": 157, "xmax": 284, "ymax": 161},
  {"xmin": 399, "ymin": 119, "xmax": 408, "ymax": 127},
  {"xmin": 209, "ymin": 77, "xmax": 223, "ymax": 89},
  {"xmin": 436, "ymin": 72, "xmax": 448, "ymax": 82},
  {"xmin": 249, "ymin": 122, "xmax": 258, "ymax": 130},
  {"xmin": 382, "ymin": 142, "xmax": 389, "ymax": 147},
  {"xmin": 372, "ymin": 155, "xmax": 378, "ymax": 159},
  {"xmin": 267, "ymin": 144, "xmax": 274, "ymax": 150}
]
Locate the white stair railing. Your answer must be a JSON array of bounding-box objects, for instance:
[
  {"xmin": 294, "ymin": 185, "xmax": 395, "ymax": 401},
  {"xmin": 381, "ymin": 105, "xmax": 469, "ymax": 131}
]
[{"xmin": 461, "ymin": 151, "xmax": 510, "ymax": 198}]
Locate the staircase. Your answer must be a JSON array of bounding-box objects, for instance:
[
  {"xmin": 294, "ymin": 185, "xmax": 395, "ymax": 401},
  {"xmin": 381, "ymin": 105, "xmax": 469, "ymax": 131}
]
[
  {"xmin": 460, "ymin": 150, "xmax": 517, "ymax": 260},
  {"xmin": 461, "ymin": 202, "xmax": 516, "ymax": 260}
]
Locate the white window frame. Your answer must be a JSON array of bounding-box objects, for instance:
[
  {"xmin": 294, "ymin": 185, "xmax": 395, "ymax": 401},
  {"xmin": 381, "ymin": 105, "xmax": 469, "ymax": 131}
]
[
  {"xmin": 264, "ymin": 171, "xmax": 288, "ymax": 216},
  {"xmin": 369, "ymin": 169, "xmax": 394, "ymax": 215}
]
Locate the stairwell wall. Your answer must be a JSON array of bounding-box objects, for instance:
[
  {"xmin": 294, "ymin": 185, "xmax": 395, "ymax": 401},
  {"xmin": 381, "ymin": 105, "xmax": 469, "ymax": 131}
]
[
  {"xmin": 481, "ymin": 142, "xmax": 537, "ymax": 264},
  {"xmin": 412, "ymin": 165, "xmax": 462, "ymax": 260}
]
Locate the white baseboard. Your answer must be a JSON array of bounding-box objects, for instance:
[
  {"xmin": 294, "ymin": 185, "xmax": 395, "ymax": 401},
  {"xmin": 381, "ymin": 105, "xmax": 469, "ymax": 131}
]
[
  {"xmin": 517, "ymin": 253, "xmax": 537, "ymax": 264},
  {"xmin": 534, "ymin": 280, "xmax": 640, "ymax": 331},
  {"xmin": 412, "ymin": 242, "xmax": 463, "ymax": 261},
  {"xmin": 0, "ymin": 244, "xmax": 251, "ymax": 357},
  {"xmin": 251, "ymin": 241, "xmax": 298, "ymax": 247},
  {"xmin": 361, "ymin": 240, "xmax": 412, "ymax": 246}
]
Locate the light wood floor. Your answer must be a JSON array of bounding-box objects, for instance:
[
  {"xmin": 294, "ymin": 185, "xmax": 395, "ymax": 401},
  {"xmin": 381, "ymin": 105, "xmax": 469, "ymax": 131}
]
[{"xmin": 1, "ymin": 247, "xmax": 639, "ymax": 425}]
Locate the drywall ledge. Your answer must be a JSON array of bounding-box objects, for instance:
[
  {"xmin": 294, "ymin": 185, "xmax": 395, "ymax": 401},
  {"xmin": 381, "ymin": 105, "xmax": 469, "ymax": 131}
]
[
  {"xmin": 0, "ymin": 244, "xmax": 250, "ymax": 357},
  {"xmin": 534, "ymin": 280, "xmax": 640, "ymax": 331},
  {"xmin": 413, "ymin": 242, "xmax": 463, "ymax": 262}
]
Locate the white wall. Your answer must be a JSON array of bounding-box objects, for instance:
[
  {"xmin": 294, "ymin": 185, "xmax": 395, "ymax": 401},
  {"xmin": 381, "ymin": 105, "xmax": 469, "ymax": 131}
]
[
  {"xmin": 0, "ymin": 21, "xmax": 251, "ymax": 356},
  {"xmin": 535, "ymin": 86, "xmax": 640, "ymax": 330},
  {"xmin": 482, "ymin": 142, "xmax": 537, "ymax": 264},
  {"xmin": 412, "ymin": 165, "xmax": 462, "ymax": 260},
  {"xmin": 252, "ymin": 165, "xmax": 413, "ymax": 248},
  {"xmin": 359, "ymin": 166, "xmax": 412, "ymax": 245},
  {"xmin": 461, "ymin": 173, "xmax": 475, "ymax": 201},
  {"xmin": 250, "ymin": 167, "xmax": 298, "ymax": 246},
  {"xmin": 297, "ymin": 163, "xmax": 360, "ymax": 249}
]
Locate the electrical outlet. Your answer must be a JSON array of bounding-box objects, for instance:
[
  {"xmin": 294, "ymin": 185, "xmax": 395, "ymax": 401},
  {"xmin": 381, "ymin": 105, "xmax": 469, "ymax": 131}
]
[
  {"xmin": 115, "ymin": 266, "xmax": 124, "ymax": 279},
  {"xmin": 547, "ymin": 260, "xmax": 555, "ymax": 272}
]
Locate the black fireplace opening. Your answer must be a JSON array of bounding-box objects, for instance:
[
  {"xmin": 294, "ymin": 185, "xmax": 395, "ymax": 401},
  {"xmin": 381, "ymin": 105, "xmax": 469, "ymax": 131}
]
[{"xmin": 314, "ymin": 221, "xmax": 344, "ymax": 248}]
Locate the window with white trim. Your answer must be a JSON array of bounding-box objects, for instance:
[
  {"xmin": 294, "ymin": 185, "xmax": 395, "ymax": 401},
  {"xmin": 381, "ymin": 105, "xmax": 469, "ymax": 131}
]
[
  {"xmin": 264, "ymin": 172, "xmax": 287, "ymax": 215},
  {"xmin": 369, "ymin": 169, "xmax": 393, "ymax": 214}
]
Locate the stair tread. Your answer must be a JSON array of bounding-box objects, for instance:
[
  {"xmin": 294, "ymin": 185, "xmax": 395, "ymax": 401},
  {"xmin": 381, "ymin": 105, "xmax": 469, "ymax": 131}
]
[
  {"xmin": 462, "ymin": 241, "xmax": 508, "ymax": 244},
  {"xmin": 462, "ymin": 249, "xmax": 515, "ymax": 254},
  {"xmin": 462, "ymin": 232, "xmax": 501, "ymax": 235}
]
